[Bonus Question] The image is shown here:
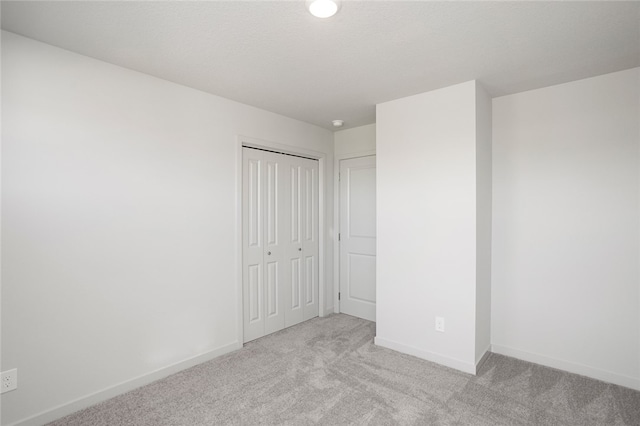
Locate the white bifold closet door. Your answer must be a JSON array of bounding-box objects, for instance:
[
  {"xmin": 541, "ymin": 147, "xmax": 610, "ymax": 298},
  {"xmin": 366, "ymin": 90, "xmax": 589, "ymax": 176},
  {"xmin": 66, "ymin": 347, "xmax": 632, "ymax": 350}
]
[{"xmin": 242, "ymin": 147, "xmax": 319, "ymax": 343}]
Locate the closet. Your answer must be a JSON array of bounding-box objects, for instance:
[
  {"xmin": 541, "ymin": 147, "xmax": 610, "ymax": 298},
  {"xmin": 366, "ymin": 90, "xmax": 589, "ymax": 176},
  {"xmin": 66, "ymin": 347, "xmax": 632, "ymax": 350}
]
[{"xmin": 242, "ymin": 147, "xmax": 319, "ymax": 342}]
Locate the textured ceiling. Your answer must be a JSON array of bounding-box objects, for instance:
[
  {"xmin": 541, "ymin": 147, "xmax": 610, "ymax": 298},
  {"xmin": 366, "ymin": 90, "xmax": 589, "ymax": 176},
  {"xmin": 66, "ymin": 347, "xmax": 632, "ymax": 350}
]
[{"xmin": 2, "ymin": 1, "xmax": 639, "ymax": 130}]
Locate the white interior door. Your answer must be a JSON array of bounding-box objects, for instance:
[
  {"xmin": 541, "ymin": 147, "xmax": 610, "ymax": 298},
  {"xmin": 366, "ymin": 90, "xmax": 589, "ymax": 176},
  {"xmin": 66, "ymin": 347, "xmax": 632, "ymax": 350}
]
[
  {"xmin": 243, "ymin": 147, "xmax": 318, "ymax": 342},
  {"xmin": 339, "ymin": 155, "xmax": 376, "ymax": 322},
  {"xmin": 262, "ymin": 151, "xmax": 287, "ymax": 336},
  {"xmin": 284, "ymin": 157, "xmax": 304, "ymax": 327},
  {"xmin": 284, "ymin": 156, "xmax": 319, "ymax": 326},
  {"xmin": 301, "ymin": 157, "xmax": 319, "ymax": 321},
  {"xmin": 242, "ymin": 148, "xmax": 285, "ymax": 341}
]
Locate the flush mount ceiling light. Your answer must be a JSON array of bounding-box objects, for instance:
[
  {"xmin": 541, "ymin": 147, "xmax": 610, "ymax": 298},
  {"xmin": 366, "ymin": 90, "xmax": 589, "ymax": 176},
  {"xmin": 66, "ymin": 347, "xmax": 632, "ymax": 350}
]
[
  {"xmin": 332, "ymin": 120, "xmax": 344, "ymax": 128},
  {"xmin": 307, "ymin": 0, "xmax": 340, "ymax": 18}
]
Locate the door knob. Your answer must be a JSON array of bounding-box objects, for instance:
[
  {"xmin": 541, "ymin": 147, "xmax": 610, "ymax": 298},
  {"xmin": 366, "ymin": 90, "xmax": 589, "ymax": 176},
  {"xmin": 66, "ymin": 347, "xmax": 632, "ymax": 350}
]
[
  {"xmin": 267, "ymin": 251, "xmax": 272, "ymax": 255},
  {"xmin": 298, "ymin": 248, "xmax": 302, "ymax": 251}
]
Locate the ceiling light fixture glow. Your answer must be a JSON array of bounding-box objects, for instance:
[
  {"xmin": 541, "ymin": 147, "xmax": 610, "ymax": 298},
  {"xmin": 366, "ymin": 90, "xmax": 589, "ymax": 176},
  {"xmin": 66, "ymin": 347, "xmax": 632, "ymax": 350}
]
[{"xmin": 307, "ymin": 0, "xmax": 340, "ymax": 18}]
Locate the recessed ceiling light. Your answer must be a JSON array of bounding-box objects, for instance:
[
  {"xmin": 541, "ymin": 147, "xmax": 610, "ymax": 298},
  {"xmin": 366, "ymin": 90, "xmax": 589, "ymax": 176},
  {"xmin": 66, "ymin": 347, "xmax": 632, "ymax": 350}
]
[{"xmin": 307, "ymin": 0, "xmax": 340, "ymax": 19}]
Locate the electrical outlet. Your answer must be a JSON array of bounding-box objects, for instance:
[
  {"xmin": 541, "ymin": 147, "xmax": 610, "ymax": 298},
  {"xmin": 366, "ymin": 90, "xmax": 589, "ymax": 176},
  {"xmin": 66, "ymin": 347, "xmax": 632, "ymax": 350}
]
[
  {"xmin": 1, "ymin": 369, "xmax": 18, "ymax": 393},
  {"xmin": 435, "ymin": 317, "xmax": 445, "ymax": 333}
]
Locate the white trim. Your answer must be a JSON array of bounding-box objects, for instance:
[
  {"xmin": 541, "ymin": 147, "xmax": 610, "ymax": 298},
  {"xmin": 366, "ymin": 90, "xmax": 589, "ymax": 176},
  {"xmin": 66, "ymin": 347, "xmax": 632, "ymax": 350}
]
[
  {"xmin": 491, "ymin": 344, "xmax": 640, "ymax": 391},
  {"xmin": 235, "ymin": 138, "xmax": 244, "ymax": 345},
  {"xmin": 333, "ymin": 150, "xmax": 376, "ymax": 315},
  {"xmin": 318, "ymin": 153, "xmax": 327, "ymax": 317},
  {"xmin": 236, "ymin": 136, "xmax": 329, "ymax": 329},
  {"xmin": 335, "ymin": 150, "xmax": 376, "ymax": 160},
  {"xmin": 9, "ymin": 342, "xmax": 241, "ymax": 426},
  {"xmin": 374, "ymin": 336, "xmax": 476, "ymax": 375},
  {"xmin": 475, "ymin": 347, "xmax": 491, "ymax": 373}
]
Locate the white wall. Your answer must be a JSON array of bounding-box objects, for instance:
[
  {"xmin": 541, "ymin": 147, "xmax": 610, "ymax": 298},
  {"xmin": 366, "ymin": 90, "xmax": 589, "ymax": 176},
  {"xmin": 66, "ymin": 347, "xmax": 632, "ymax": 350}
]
[
  {"xmin": 492, "ymin": 68, "xmax": 640, "ymax": 390},
  {"xmin": 475, "ymin": 84, "xmax": 492, "ymax": 364},
  {"xmin": 375, "ymin": 81, "xmax": 490, "ymax": 373},
  {"xmin": 0, "ymin": 28, "xmax": 4, "ymax": 426},
  {"xmin": 334, "ymin": 124, "xmax": 376, "ymax": 156},
  {"xmin": 1, "ymin": 31, "xmax": 334, "ymax": 425}
]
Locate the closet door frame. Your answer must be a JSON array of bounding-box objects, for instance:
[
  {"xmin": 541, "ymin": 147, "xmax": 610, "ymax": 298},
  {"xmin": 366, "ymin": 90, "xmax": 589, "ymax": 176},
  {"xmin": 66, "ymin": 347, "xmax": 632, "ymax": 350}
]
[{"xmin": 236, "ymin": 135, "xmax": 327, "ymax": 345}]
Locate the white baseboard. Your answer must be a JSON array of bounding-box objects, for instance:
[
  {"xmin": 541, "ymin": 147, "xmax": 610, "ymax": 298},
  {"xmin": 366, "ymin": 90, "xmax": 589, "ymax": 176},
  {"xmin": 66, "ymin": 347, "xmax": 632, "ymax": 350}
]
[
  {"xmin": 374, "ymin": 336, "xmax": 476, "ymax": 375},
  {"xmin": 10, "ymin": 341, "xmax": 242, "ymax": 426},
  {"xmin": 491, "ymin": 344, "xmax": 640, "ymax": 391},
  {"xmin": 475, "ymin": 347, "xmax": 491, "ymax": 373}
]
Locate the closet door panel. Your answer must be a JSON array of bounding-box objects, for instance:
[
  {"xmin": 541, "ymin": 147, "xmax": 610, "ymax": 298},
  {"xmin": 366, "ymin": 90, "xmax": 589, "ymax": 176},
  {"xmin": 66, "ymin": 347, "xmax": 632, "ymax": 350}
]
[
  {"xmin": 263, "ymin": 152, "xmax": 286, "ymax": 335},
  {"xmin": 302, "ymin": 158, "xmax": 319, "ymax": 320},
  {"xmin": 284, "ymin": 158, "xmax": 304, "ymax": 327},
  {"xmin": 243, "ymin": 150, "xmax": 265, "ymax": 342},
  {"xmin": 243, "ymin": 148, "xmax": 319, "ymax": 341}
]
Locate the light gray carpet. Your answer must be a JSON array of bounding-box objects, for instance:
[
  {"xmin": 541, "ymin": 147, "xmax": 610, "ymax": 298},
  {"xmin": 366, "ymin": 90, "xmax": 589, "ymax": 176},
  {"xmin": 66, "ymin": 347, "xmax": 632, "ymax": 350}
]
[{"xmin": 49, "ymin": 314, "xmax": 639, "ymax": 425}]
